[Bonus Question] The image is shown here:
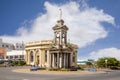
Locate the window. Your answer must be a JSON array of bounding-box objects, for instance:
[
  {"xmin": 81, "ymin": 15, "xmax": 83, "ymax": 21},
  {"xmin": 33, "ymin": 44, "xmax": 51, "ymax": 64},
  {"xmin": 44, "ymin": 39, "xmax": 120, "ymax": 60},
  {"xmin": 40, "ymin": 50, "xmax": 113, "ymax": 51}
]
[
  {"xmin": 20, "ymin": 55, "xmax": 23, "ymax": 58},
  {"xmin": 6, "ymin": 56, "xmax": 8, "ymax": 59},
  {"xmin": 2, "ymin": 45, "xmax": 4, "ymax": 47},
  {"xmin": 6, "ymin": 45, "xmax": 8, "ymax": 47},
  {"xmin": 30, "ymin": 51, "xmax": 34, "ymax": 62},
  {"xmin": 15, "ymin": 56, "xmax": 18, "ymax": 58},
  {"xmin": 10, "ymin": 56, "xmax": 13, "ymax": 59}
]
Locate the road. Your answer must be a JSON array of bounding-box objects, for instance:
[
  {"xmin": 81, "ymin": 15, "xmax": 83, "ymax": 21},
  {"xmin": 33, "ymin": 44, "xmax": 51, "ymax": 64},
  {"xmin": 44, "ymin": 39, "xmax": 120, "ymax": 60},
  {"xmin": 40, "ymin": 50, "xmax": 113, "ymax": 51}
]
[{"xmin": 0, "ymin": 67, "xmax": 120, "ymax": 80}]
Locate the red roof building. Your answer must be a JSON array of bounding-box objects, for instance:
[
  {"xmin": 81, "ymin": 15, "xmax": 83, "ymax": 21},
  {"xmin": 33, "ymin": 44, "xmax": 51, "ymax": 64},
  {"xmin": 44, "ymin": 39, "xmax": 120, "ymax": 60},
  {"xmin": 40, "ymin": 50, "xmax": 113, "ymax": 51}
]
[{"xmin": 0, "ymin": 48, "xmax": 6, "ymax": 59}]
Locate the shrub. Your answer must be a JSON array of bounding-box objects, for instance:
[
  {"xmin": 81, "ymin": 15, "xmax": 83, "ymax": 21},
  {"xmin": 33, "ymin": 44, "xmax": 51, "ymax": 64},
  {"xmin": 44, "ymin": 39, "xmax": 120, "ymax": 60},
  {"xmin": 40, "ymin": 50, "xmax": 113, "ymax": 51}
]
[
  {"xmin": 8, "ymin": 60, "xmax": 26, "ymax": 66},
  {"xmin": 49, "ymin": 68, "xmax": 59, "ymax": 71},
  {"xmin": 19, "ymin": 61, "xmax": 26, "ymax": 66},
  {"xmin": 60, "ymin": 68, "xmax": 70, "ymax": 71},
  {"xmin": 77, "ymin": 66, "xmax": 84, "ymax": 70}
]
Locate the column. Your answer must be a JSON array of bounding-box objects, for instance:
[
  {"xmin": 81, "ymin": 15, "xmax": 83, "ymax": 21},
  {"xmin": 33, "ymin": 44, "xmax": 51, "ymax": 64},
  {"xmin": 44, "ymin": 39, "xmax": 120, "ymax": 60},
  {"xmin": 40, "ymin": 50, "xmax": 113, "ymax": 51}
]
[
  {"xmin": 75, "ymin": 52, "xmax": 77, "ymax": 67},
  {"xmin": 52, "ymin": 53, "xmax": 55, "ymax": 68},
  {"xmin": 50, "ymin": 53, "xmax": 52, "ymax": 68},
  {"xmin": 33, "ymin": 51, "xmax": 36, "ymax": 65},
  {"xmin": 66, "ymin": 53, "xmax": 68, "ymax": 68},
  {"xmin": 39, "ymin": 50, "xmax": 42, "ymax": 67},
  {"xmin": 68, "ymin": 53, "xmax": 70, "ymax": 68},
  {"xmin": 28, "ymin": 51, "xmax": 30, "ymax": 65},
  {"xmin": 59, "ymin": 53, "xmax": 62, "ymax": 68},
  {"xmin": 57, "ymin": 53, "xmax": 59, "ymax": 68},
  {"xmin": 64, "ymin": 53, "xmax": 66, "ymax": 68},
  {"xmin": 49, "ymin": 53, "xmax": 51, "ymax": 68},
  {"xmin": 47, "ymin": 50, "xmax": 50, "ymax": 68},
  {"xmin": 70, "ymin": 52, "xmax": 73, "ymax": 67}
]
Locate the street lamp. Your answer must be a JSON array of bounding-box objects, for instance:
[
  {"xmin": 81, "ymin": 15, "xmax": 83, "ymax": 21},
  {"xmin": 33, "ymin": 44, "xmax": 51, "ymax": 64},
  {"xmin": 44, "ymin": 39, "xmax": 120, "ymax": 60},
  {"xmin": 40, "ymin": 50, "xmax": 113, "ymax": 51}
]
[
  {"xmin": 105, "ymin": 59, "xmax": 108, "ymax": 68},
  {"xmin": 22, "ymin": 41, "xmax": 24, "ymax": 60}
]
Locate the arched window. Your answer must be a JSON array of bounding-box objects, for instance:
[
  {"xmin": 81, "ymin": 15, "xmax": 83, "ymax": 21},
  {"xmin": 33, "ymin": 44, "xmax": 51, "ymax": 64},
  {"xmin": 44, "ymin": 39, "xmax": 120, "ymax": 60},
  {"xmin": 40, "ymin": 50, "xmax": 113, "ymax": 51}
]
[{"xmin": 30, "ymin": 51, "xmax": 34, "ymax": 62}]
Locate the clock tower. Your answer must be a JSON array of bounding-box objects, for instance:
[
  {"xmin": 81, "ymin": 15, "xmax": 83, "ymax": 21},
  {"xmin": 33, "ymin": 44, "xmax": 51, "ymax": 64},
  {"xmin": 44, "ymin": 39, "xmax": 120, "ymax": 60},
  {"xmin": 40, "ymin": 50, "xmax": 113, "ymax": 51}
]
[{"xmin": 52, "ymin": 9, "xmax": 68, "ymax": 48}]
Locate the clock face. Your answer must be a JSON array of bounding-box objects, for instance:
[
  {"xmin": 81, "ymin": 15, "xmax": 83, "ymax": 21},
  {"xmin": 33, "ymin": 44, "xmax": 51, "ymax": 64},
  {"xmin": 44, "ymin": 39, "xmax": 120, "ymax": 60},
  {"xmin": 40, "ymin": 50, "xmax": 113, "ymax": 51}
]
[
  {"xmin": 62, "ymin": 33, "xmax": 65, "ymax": 37},
  {"xmin": 56, "ymin": 33, "xmax": 59, "ymax": 37}
]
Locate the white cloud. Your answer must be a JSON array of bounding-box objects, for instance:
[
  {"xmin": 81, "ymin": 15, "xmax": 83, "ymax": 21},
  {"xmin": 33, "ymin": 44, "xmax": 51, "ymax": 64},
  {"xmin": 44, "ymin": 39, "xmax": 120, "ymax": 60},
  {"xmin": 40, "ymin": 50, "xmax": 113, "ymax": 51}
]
[
  {"xmin": 0, "ymin": 1, "xmax": 115, "ymax": 48},
  {"xmin": 89, "ymin": 47, "xmax": 120, "ymax": 60}
]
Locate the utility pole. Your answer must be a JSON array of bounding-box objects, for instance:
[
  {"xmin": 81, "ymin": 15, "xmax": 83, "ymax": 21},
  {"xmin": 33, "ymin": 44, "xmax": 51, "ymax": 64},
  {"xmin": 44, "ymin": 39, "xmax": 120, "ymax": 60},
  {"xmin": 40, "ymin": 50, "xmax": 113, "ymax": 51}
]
[{"xmin": 22, "ymin": 41, "xmax": 24, "ymax": 60}]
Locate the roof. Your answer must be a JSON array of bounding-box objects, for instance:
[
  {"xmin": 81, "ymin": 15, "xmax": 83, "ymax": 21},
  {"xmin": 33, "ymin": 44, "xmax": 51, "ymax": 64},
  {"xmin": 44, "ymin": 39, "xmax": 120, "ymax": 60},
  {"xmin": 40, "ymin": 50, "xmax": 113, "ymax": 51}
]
[{"xmin": 26, "ymin": 40, "xmax": 53, "ymax": 46}]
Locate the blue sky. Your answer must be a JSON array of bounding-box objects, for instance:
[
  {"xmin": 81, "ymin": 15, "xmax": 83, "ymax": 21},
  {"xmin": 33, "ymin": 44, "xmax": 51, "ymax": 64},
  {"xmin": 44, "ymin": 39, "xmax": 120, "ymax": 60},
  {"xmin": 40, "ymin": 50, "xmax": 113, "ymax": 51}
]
[{"xmin": 0, "ymin": 0, "xmax": 120, "ymax": 60}]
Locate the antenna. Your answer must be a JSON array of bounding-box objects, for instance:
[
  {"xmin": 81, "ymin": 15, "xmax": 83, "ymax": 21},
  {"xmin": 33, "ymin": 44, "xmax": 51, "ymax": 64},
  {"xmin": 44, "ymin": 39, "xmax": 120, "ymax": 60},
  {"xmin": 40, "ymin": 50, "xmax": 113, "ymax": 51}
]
[{"xmin": 59, "ymin": 9, "xmax": 62, "ymax": 20}]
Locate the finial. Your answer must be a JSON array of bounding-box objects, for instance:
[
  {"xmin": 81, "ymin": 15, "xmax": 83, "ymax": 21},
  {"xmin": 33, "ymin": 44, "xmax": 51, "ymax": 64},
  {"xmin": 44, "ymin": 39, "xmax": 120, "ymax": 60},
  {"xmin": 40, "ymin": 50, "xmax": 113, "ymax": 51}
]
[{"xmin": 59, "ymin": 9, "xmax": 62, "ymax": 20}]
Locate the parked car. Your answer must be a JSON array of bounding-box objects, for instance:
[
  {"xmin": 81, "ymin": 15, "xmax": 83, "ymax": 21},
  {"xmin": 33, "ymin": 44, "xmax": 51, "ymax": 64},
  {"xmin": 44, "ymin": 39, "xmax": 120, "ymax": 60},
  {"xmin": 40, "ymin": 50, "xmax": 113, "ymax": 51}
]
[
  {"xmin": 30, "ymin": 66, "xmax": 40, "ymax": 71},
  {"xmin": 70, "ymin": 66, "xmax": 77, "ymax": 71}
]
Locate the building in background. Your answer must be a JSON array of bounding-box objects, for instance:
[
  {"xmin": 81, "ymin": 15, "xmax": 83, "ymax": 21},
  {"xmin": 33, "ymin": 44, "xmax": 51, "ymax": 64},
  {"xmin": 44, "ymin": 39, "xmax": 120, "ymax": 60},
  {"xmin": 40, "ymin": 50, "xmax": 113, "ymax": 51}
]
[
  {"xmin": 6, "ymin": 50, "xmax": 26, "ymax": 60},
  {"xmin": 15, "ymin": 42, "xmax": 24, "ymax": 50},
  {"xmin": 0, "ymin": 38, "xmax": 25, "ymax": 60},
  {"xmin": 0, "ymin": 48, "xmax": 6, "ymax": 59},
  {"xmin": 0, "ymin": 39, "xmax": 14, "ymax": 51}
]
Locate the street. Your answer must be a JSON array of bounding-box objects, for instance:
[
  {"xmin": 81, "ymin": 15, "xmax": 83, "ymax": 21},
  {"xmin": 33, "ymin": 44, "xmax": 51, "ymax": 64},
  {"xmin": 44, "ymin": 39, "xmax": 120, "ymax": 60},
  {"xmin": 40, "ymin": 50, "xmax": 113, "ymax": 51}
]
[{"xmin": 0, "ymin": 67, "xmax": 120, "ymax": 80}]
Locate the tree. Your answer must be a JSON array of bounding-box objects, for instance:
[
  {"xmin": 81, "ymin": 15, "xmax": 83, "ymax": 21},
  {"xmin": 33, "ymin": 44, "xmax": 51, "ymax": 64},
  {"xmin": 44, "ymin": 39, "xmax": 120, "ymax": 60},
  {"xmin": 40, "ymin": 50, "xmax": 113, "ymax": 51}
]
[
  {"xmin": 86, "ymin": 62, "xmax": 93, "ymax": 68},
  {"xmin": 97, "ymin": 57, "xmax": 120, "ymax": 68}
]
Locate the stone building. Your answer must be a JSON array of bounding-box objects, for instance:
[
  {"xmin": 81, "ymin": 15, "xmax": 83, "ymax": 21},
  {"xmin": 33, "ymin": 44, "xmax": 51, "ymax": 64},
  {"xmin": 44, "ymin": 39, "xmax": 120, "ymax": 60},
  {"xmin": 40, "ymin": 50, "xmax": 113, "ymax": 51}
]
[{"xmin": 25, "ymin": 18, "xmax": 78, "ymax": 68}]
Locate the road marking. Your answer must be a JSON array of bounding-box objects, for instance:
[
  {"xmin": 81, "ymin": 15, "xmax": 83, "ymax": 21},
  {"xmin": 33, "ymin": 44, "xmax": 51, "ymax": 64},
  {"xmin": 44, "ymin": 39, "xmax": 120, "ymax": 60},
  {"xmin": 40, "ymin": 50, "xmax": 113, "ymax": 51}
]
[{"xmin": 23, "ymin": 79, "xmax": 29, "ymax": 80}]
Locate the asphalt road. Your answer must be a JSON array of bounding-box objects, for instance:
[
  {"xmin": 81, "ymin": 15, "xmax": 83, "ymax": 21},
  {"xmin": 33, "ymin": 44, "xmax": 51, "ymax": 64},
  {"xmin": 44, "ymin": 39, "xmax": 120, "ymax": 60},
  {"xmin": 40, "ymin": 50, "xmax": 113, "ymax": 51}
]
[{"xmin": 0, "ymin": 67, "xmax": 120, "ymax": 80}]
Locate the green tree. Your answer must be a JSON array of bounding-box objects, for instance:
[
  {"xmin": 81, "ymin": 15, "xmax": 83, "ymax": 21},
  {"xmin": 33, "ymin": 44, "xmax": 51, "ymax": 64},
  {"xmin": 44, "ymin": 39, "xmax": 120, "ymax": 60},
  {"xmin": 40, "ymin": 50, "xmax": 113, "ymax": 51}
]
[
  {"xmin": 86, "ymin": 62, "xmax": 93, "ymax": 68},
  {"xmin": 97, "ymin": 57, "xmax": 120, "ymax": 68}
]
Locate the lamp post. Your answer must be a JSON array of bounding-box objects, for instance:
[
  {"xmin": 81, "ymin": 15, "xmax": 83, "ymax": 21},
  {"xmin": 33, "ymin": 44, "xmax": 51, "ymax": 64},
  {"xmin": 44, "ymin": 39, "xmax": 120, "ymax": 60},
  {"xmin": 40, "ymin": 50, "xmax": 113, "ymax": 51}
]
[
  {"xmin": 105, "ymin": 59, "xmax": 108, "ymax": 68},
  {"xmin": 22, "ymin": 41, "xmax": 24, "ymax": 60}
]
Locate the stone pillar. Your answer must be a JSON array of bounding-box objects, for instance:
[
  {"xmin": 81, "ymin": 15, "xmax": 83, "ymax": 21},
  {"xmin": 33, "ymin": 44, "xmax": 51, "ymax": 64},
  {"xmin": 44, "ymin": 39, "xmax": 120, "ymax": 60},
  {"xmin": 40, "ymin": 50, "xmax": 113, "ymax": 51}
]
[
  {"xmin": 28, "ymin": 51, "xmax": 30, "ymax": 65},
  {"xmin": 66, "ymin": 53, "xmax": 68, "ymax": 68},
  {"xmin": 60, "ymin": 32, "xmax": 62, "ymax": 45},
  {"xmin": 47, "ymin": 50, "xmax": 50, "ymax": 68},
  {"xmin": 75, "ymin": 52, "xmax": 77, "ymax": 67},
  {"xmin": 64, "ymin": 53, "xmax": 66, "ymax": 68},
  {"xmin": 34, "ymin": 51, "xmax": 37, "ymax": 65},
  {"xmin": 71, "ymin": 52, "xmax": 73, "ymax": 67},
  {"xmin": 59, "ymin": 53, "xmax": 62, "ymax": 68},
  {"xmin": 65, "ymin": 32, "xmax": 67, "ymax": 44},
  {"xmin": 57, "ymin": 53, "xmax": 59, "ymax": 68},
  {"xmin": 41, "ymin": 50, "xmax": 45, "ymax": 67},
  {"xmin": 49, "ymin": 53, "xmax": 51, "ymax": 68},
  {"xmin": 33, "ymin": 51, "xmax": 36, "ymax": 65},
  {"xmin": 39, "ymin": 50, "xmax": 42, "ymax": 67},
  {"xmin": 70, "ymin": 53, "xmax": 72, "ymax": 67},
  {"xmin": 52, "ymin": 53, "xmax": 55, "ymax": 68}
]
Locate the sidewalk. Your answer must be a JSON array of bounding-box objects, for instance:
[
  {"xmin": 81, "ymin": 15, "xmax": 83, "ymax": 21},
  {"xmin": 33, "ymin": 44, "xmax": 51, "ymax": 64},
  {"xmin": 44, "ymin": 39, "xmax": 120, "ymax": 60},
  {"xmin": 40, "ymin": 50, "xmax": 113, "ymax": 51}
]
[{"xmin": 13, "ymin": 68, "xmax": 106, "ymax": 75}]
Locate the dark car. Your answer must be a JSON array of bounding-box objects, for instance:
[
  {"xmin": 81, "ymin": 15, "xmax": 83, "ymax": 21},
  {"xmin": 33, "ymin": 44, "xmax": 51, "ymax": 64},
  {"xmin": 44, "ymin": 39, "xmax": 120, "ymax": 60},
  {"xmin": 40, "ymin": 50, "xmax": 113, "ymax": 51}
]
[{"xmin": 70, "ymin": 66, "xmax": 77, "ymax": 71}]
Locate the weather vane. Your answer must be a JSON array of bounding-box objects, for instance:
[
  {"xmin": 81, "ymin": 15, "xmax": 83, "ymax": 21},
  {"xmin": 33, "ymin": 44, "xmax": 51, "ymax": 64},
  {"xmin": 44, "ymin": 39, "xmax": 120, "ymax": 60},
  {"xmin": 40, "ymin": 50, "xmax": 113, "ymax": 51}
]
[{"xmin": 59, "ymin": 9, "xmax": 62, "ymax": 20}]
